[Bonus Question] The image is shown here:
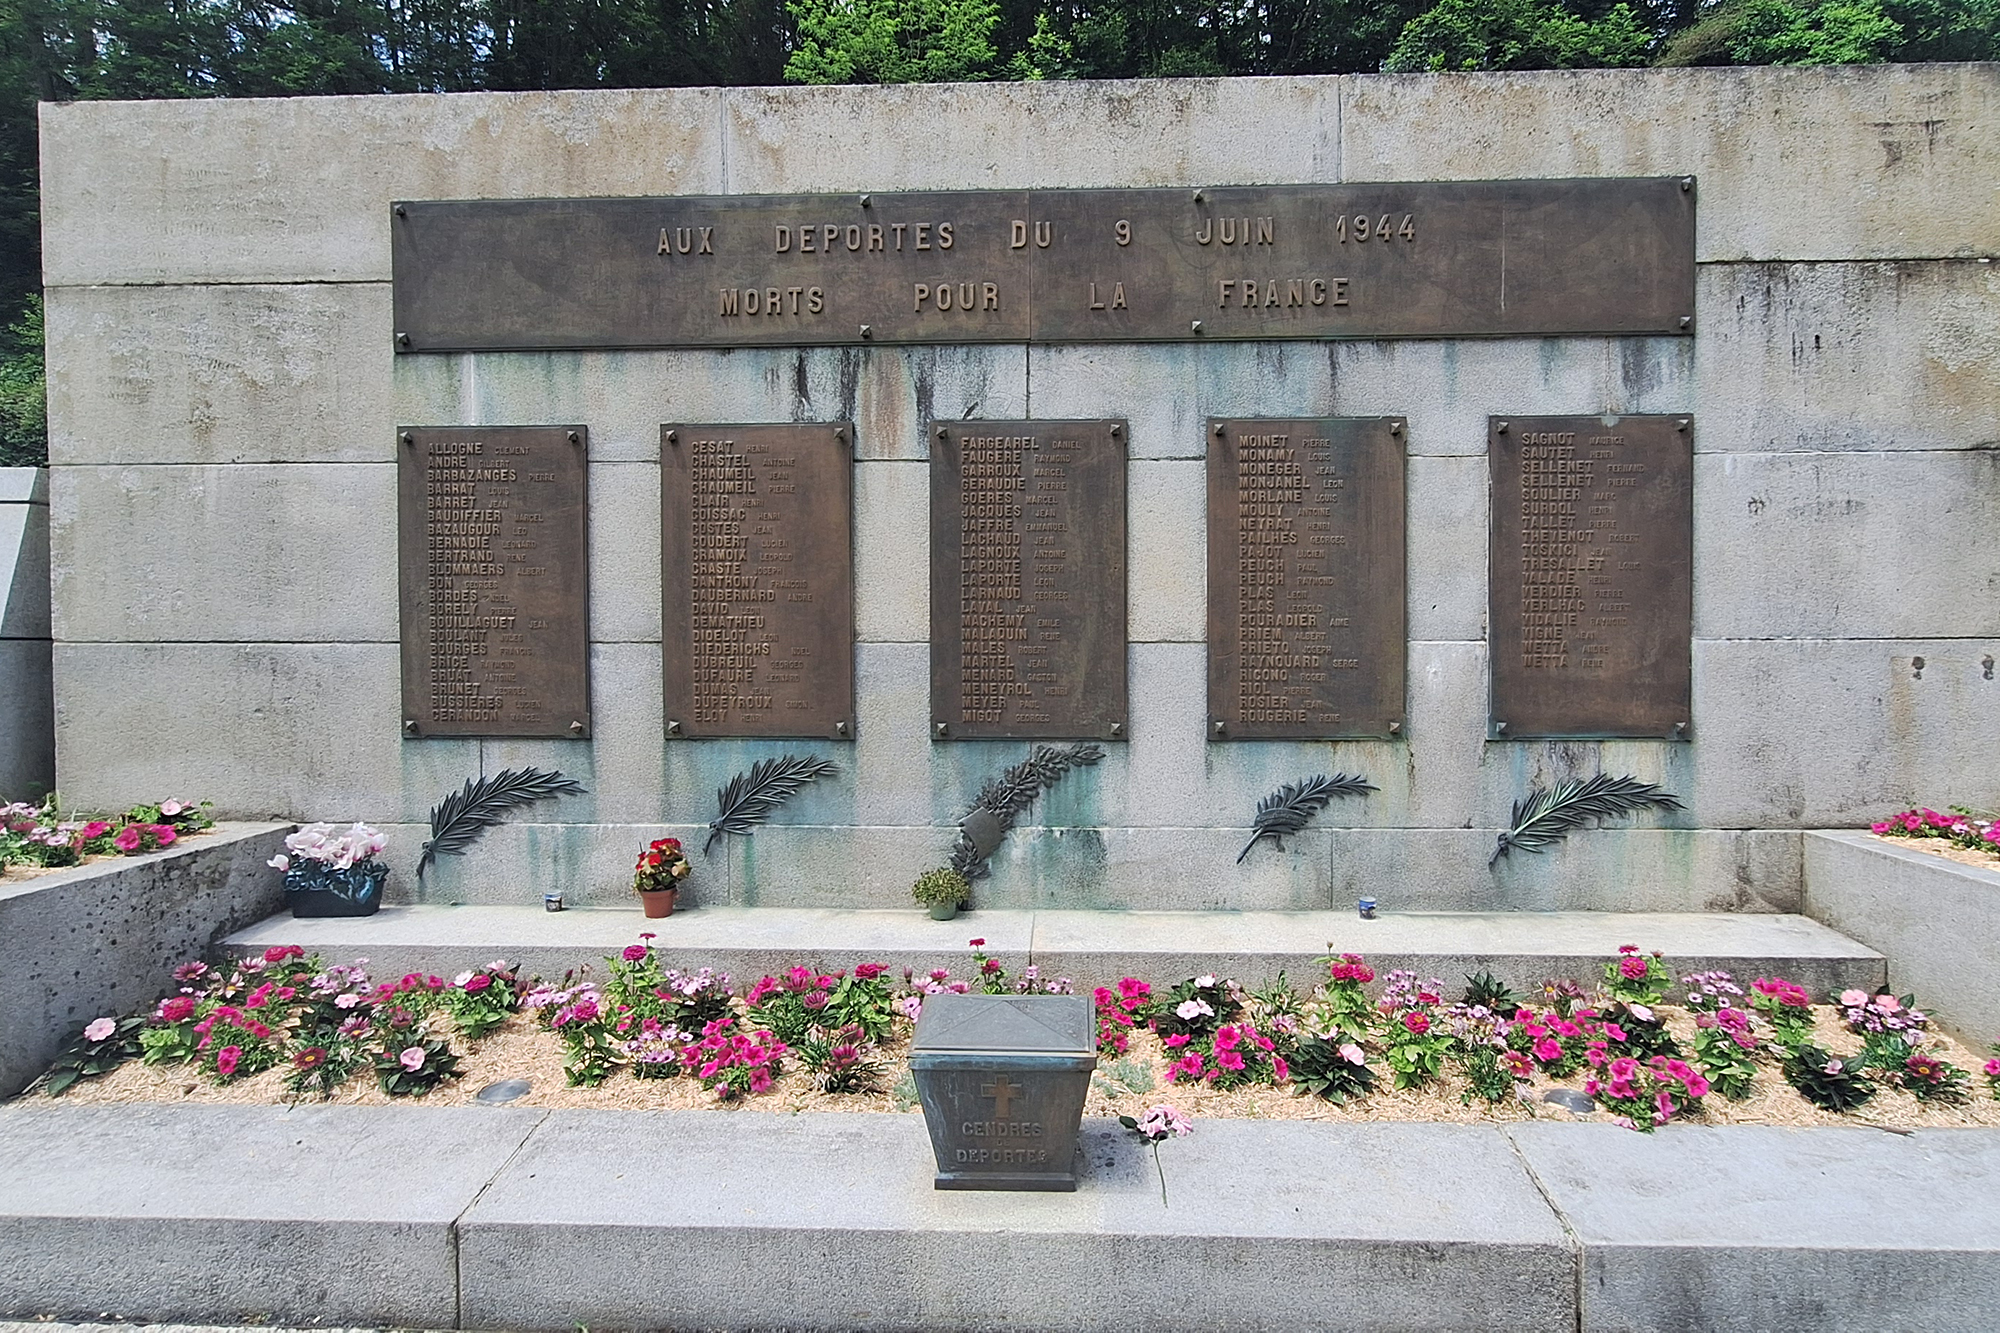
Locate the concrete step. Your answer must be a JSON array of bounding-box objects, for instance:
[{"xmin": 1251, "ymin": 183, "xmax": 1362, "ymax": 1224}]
[
  {"xmin": 2, "ymin": 1104, "xmax": 1996, "ymax": 1332},
  {"xmin": 225, "ymin": 905, "xmax": 1887, "ymax": 996}
]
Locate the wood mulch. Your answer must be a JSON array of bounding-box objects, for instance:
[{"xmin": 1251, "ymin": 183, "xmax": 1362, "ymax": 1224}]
[{"xmin": 1870, "ymin": 833, "xmax": 2000, "ymax": 872}]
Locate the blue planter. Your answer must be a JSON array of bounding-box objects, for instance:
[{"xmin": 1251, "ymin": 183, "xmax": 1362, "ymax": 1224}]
[{"xmin": 285, "ymin": 860, "xmax": 388, "ymax": 918}]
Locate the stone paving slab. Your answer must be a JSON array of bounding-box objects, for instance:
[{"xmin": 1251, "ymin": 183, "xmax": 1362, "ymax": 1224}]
[
  {"xmin": 0, "ymin": 1103, "xmax": 544, "ymax": 1327},
  {"xmin": 3, "ymin": 1105, "xmax": 1998, "ymax": 1332},
  {"xmin": 457, "ymin": 1111, "xmax": 1575, "ymax": 1332},
  {"xmin": 226, "ymin": 904, "xmax": 1884, "ymax": 995},
  {"xmin": 1507, "ymin": 1123, "xmax": 2000, "ymax": 1333}
]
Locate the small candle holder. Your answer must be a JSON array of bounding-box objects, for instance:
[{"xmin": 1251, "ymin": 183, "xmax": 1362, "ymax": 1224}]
[
  {"xmin": 1357, "ymin": 897, "xmax": 1377, "ymax": 920},
  {"xmin": 544, "ymin": 892, "xmax": 565, "ymax": 913}
]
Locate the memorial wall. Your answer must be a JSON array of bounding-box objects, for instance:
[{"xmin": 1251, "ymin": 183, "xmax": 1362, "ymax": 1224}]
[{"xmin": 37, "ymin": 65, "xmax": 2000, "ymax": 911}]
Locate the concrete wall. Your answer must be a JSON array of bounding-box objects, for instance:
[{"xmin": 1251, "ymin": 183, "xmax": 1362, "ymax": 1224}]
[
  {"xmin": 0, "ymin": 468, "xmax": 53, "ymax": 801},
  {"xmin": 1804, "ymin": 830, "xmax": 2000, "ymax": 1043},
  {"xmin": 37, "ymin": 66, "xmax": 2000, "ymax": 911},
  {"xmin": 0, "ymin": 822, "xmax": 292, "ymax": 1096}
]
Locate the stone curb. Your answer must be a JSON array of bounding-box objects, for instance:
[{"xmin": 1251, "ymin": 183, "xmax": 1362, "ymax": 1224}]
[
  {"xmin": 224, "ymin": 903, "xmax": 1886, "ymax": 996},
  {"xmin": 2, "ymin": 1105, "xmax": 1996, "ymax": 1331}
]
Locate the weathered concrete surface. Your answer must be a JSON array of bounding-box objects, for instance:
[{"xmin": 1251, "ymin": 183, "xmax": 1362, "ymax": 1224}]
[
  {"xmin": 0, "ymin": 823, "xmax": 290, "ymax": 1097},
  {"xmin": 459, "ymin": 1112, "xmax": 1574, "ymax": 1332},
  {"xmin": 0, "ymin": 468, "xmax": 52, "ymax": 801},
  {"xmin": 1804, "ymin": 830, "xmax": 2000, "ymax": 1043},
  {"xmin": 1509, "ymin": 1123, "xmax": 2000, "ymax": 1333},
  {"xmin": 0, "ymin": 1104, "xmax": 544, "ymax": 1326},
  {"xmin": 44, "ymin": 284, "xmax": 395, "ymax": 466},
  {"xmin": 1341, "ymin": 64, "xmax": 2000, "ymax": 263},
  {"xmin": 222, "ymin": 903, "xmax": 1882, "ymax": 997},
  {"xmin": 39, "ymin": 89, "xmax": 726, "ymax": 285}
]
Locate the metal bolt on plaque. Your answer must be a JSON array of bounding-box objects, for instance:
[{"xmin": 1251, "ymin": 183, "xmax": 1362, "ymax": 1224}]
[{"xmin": 909, "ymin": 993, "xmax": 1097, "ymax": 1192}]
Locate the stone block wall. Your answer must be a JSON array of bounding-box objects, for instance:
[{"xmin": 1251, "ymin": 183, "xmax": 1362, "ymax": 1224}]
[
  {"xmin": 37, "ymin": 67, "xmax": 2000, "ymax": 910},
  {"xmin": 0, "ymin": 468, "xmax": 53, "ymax": 801}
]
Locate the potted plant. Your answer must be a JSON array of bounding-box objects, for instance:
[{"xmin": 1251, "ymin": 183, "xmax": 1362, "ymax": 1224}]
[
  {"xmin": 269, "ymin": 822, "xmax": 389, "ymax": 918},
  {"xmin": 912, "ymin": 866, "xmax": 971, "ymax": 921},
  {"xmin": 633, "ymin": 836, "xmax": 691, "ymax": 918}
]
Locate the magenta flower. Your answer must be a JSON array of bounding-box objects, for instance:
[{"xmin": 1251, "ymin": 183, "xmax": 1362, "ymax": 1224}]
[
  {"xmin": 1620, "ymin": 957, "xmax": 1649, "ymax": 980},
  {"xmin": 622, "ymin": 944, "xmax": 648, "ymax": 961},
  {"xmin": 215, "ymin": 1046, "xmax": 242, "ymax": 1078},
  {"xmin": 157, "ymin": 995, "xmax": 196, "ymax": 1022},
  {"xmin": 1532, "ymin": 1037, "xmax": 1562, "ymax": 1063},
  {"xmin": 1402, "ymin": 1012, "xmax": 1430, "ymax": 1035},
  {"xmin": 112, "ymin": 825, "xmax": 143, "ymax": 853}
]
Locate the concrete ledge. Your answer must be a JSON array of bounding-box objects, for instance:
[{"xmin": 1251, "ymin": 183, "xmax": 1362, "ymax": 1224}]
[
  {"xmin": 1509, "ymin": 1123, "xmax": 2000, "ymax": 1333},
  {"xmin": 1804, "ymin": 830, "xmax": 2000, "ymax": 1043},
  {"xmin": 460, "ymin": 1112, "xmax": 1573, "ymax": 1333},
  {"xmin": 0, "ymin": 823, "xmax": 291, "ymax": 1096},
  {"xmin": 4, "ymin": 1105, "xmax": 1999, "ymax": 1332},
  {"xmin": 224, "ymin": 904, "xmax": 1884, "ymax": 995},
  {"xmin": 0, "ymin": 1103, "xmax": 545, "ymax": 1326}
]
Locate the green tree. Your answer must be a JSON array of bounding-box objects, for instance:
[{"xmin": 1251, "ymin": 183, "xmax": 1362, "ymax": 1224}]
[
  {"xmin": 1385, "ymin": 0, "xmax": 1652, "ymax": 70},
  {"xmin": 785, "ymin": 0, "xmax": 1000, "ymax": 81},
  {"xmin": 1730, "ymin": 0, "xmax": 1903, "ymax": 62},
  {"xmin": 0, "ymin": 293, "xmax": 44, "ymax": 466}
]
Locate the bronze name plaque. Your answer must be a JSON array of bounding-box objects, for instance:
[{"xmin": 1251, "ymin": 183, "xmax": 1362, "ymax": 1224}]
[
  {"xmin": 663, "ymin": 421, "xmax": 855, "ymax": 739},
  {"xmin": 1489, "ymin": 414, "xmax": 1692, "ymax": 739},
  {"xmin": 397, "ymin": 425, "xmax": 590, "ymax": 738},
  {"xmin": 931, "ymin": 421, "xmax": 1127, "ymax": 741},
  {"xmin": 1207, "ymin": 418, "xmax": 1406, "ymax": 739},
  {"xmin": 392, "ymin": 178, "xmax": 1694, "ymax": 351}
]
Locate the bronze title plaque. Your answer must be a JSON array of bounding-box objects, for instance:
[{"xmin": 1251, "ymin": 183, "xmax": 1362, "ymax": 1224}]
[
  {"xmin": 397, "ymin": 425, "xmax": 590, "ymax": 738},
  {"xmin": 1207, "ymin": 418, "xmax": 1406, "ymax": 739},
  {"xmin": 663, "ymin": 422, "xmax": 855, "ymax": 739},
  {"xmin": 1489, "ymin": 415, "xmax": 1692, "ymax": 739},
  {"xmin": 931, "ymin": 421, "xmax": 1127, "ymax": 740},
  {"xmin": 392, "ymin": 178, "xmax": 1694, "ymax": 350}
]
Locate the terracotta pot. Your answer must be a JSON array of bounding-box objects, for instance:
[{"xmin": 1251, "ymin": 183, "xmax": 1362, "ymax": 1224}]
[{"xmin": 639, "ymin": 887, "xmax": 678, "ymax": 919}]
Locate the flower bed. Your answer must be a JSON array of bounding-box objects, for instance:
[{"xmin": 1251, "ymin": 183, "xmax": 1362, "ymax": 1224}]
[
  {"xmin": 28, "ymin": 937, "xmax": 2000, "ymax": 1133},
  {"xmin": 1870, "ymin": 806, "xmax": 2000, "ymax": 868},
  {"xmin": 0, "ymin": 796, "xmax": 213, "ymax": 880}
]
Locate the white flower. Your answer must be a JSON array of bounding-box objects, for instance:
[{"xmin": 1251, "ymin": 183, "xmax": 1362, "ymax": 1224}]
[
  {"xmin": 83, "ymin": 1017, "xmax": 117, "ymax": 1042},
  {"xmin": 267, "ymin": 853, "xmax": 291, "ymax": 871},
  {"xmin": 1628, "ymin": 1004, "xmax": 1655, "ymax": 1022},
  {"xmin": 160, "ymin": 800, "xmax": 185, "ymax": 816},
  {"xmin": 454, "ymin": 971, "xmax": 475, "ymax": 987},
  {"xmin": 1194, "ymin": 974, "xmax": 1217, "ymax": 988},
  {"xmin": 1175, "ymin": 998, "xmax": 1215, "ymax": 1021},
  {"xmin": 334, "ymin": 993, "xmax": 361, "ymax": 1009},
  {"xmin": 1338, "ymin": 1042, "xmax": 1366, "ymax": 1066}
]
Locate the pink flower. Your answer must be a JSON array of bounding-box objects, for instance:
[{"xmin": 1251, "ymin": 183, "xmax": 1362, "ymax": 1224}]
[
  {"xmin": 1215, "ymin": 1049, "xmax": 1246, "ymax": 1072},
  {"xmin": 1213, "ymin": 1025, "xmax": 1241, "ymax": 1052},
  {"xmin": 1402, "ymin": 1012, "xmax": 1430, "ymax": 1035},
  {"xmin": 1136, "ymin": 1104, "xmax": 1193, "ymax": 1139},
  {"xmin": 1620, "ymin": 957, "xmax": 1649, "ymax": 980},
  {"xmin": 151, "ymin": 825, "xmax": 177, "ymax": 846},
  {"xmin": 622, "ymin": 945, "xmax": 648, "ymax": 962},
  {"xmin": 1163, "ymin": 1033, "xmax": 1189, "ymax": 1049},
  {"xmin": 1983, "ymin": 1058, "xmax": 2000, "ymax": 1077},
  {"xmin": 112, "ymin": 825, "xmax": 143, "ymax": 853},
  {"xmin": 967, "ymin": 938, "xmax": 985, "ymax": 947},
  {"xmin": 1532, "ymin": 1037, "xmax": 1562, "ymax": 1063},
  {"xmin": 83, "ymin": 1017, "xmax": 116, "ymax": 1042},
  {"xmin": 215, "ymin": 1046, "xmax": 242, "ymax": 1078},
  {"xmin": 1271, "ymin": 1056, "xmax": 1290, "ymax": 1081},
  {"xmin": 855, "ymin": 963, "xmax": 888, "ymax": 980},
  {"xmin": 803, "ymin": 991, "xmax": 829, "ymax": 1011},
  {"xmin": 399, "ymin": 1046, "xmax": 426, "ymax": 1071},
  {"xmin": 463, "ymin": 974, "xmax": 492, "ymax": 993},
  {"xmin": 1875, "ymin": 995, "xmax": 1901, "ymax": 1013},
  {"xmin": 1838, "ymin": 989, "xmax": 1867, "ymax": 1008},
  {"xmin": 1502, "ymin": 1050, "xmax": 1534, "ymax": 1078},
  {"xmin": 157, "ymin": 995, "xmax": 196, "ymax": 1022}
]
